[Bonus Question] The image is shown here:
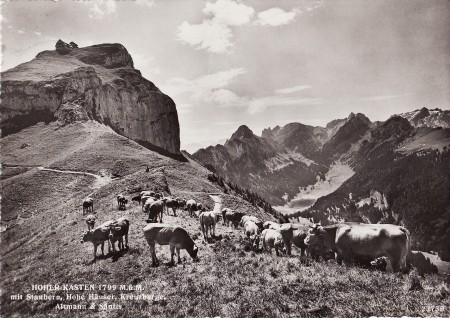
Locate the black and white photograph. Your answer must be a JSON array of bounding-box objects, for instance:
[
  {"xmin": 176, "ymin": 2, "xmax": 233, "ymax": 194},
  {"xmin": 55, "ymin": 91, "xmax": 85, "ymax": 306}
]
[{"xmin": 1, "ymin": 0, "xmax": 449, "ymax": 317}]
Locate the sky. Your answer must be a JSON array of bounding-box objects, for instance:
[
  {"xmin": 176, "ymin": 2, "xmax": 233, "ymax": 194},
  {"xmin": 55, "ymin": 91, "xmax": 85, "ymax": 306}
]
[{"xmin": 1, "ymin": 0, "xmax": 449, "ymax": 152}]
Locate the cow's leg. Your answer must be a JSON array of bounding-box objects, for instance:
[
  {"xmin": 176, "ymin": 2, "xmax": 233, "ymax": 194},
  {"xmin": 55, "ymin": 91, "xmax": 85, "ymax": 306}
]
[
  {"xmin": 169, "ymin": 245, "xmax": 175, "ymax": 265},
  {"xmin": 300, "ymin": 247, "xmax": 306, "ymax": 257},
  {"xmin": 160, "ymin": 209, "xmax": 163, "ymax": 223},
  {"xmin": 176, "ymin": 247, "xmax": 182, "ymax": 264},
  {"xmin": 94, "ymin": 244, "xmax": 98, "ymax": 260},
  {"xmin": 148, "ymin": 242, "xmax": 158, "ymax": 266},
  {"xmin": 125, "ymin": 234, "xmax": 129, "ymax": 249},
  {"xmin": 107, "ymin": 239, "xmax": 112, "ymax": 253},
  {"xmin": 212, "ymin": 224, "xmax": 215, "ymax": 237},
  {"xmin": 172, "ymin": 207, "xmax": 177, "ymax": 217}
]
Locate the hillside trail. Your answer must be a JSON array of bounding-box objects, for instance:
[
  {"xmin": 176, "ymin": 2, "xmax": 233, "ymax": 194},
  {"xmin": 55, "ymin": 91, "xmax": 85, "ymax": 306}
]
[
  {"xmin": 37, "ymin": 166, "xmax": 112, "ymax": 189},
  {"xmin": 209, "ymin": 193, "xmax": 223, "ymax": 213}
]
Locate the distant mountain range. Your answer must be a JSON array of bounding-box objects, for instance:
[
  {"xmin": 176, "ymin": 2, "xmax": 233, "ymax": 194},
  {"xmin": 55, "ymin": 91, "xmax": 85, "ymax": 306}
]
[{"xmin": 193, "ymin": 107, "xmax": 450, "ymax": 259}]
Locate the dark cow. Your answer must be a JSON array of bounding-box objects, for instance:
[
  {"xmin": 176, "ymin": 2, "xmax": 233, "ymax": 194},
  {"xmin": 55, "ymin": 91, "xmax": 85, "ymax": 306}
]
[
  {"xmin": 117, "ymin": 194, "xmax": 128, "ymax": 210},
  {"xmin": 143, "ymin": 224, "xmax": 199, "ymax": 266},
  {"xmin": 108, "ymin": 217, "xmax": 130, "ymax": 254},
  {"xmin": 305, "ymin": 223, "xmax": 410, "ymax": 272},
  {"xmin": 82, "ymin": 197, "xmax": 94, "ymax": 215},
  {"xmin": 147, "ymin": 200, "xmax": 164, "ymax": 223},
  {"xmin": 222, "ymin": 208, "xmax": 245, "ymax": 228},
  {"xmin": 186, "ymin": 199, "xmax": 202, "ymax": 217}
]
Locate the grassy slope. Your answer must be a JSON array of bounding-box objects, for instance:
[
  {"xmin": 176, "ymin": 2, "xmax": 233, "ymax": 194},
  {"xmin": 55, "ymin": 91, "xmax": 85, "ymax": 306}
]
[{"xmin": 1, "ymin": 122, "xmax": 449, "ymax": 317}]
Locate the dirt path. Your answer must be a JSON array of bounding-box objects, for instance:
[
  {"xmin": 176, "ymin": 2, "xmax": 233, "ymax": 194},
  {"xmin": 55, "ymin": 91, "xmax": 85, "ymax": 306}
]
[
  {"xmin": 37, "ymin": 166, "xmax": 112, "ymax": 189},
  {"xmin": 209, "ymin": 194, "xmax": 222, "ymax": 213}
]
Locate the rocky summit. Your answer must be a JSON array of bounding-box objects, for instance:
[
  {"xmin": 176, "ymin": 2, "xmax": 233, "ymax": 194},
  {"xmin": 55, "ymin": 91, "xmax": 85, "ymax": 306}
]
[{"xmin": 1, "ymin": 40, "xmax": 181, "ymax": 156}]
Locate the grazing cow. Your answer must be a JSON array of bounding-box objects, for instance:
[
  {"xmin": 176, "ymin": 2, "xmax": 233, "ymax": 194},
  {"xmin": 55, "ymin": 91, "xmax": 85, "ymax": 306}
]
[
  {"xmin": 261, "ymin": 229, "xmax": 285, "ymax": 256},
  {"xmin": 305, "ymin": 223, "xmax": 410, "ymax": 272},
  {"xmin": 165, "ymin": 197, "xmax": 185, "ymax": 216},
  {"xmin": 243, "ymin": 220, "xmax": 260, "ymax": 250},
  {"xmin": 143, "ymin": 224, "xmax": 199, "ymax": 266},
  {"xmin": 186, "ymin": 199, "xmax": 198, "ymax": 217},
  {"xmin": 199, "ymin": 211, "xmax": 222, "ymax": 241},
  {"xmin": 82, "ymin": 197, "xmax": 94, "ymax": 215},
  {"xmin": 108, "ymin": 217, "xmax": 130, "ymax": 254},
  {"xmin": 147, "ymin": 200, "xmax": 164, "ymax": 223},
  {"xmin": 278, "ymin": 223, "xmax": 307, "ymax": 256},
  {"xmin": 197, "ymin": 203, "xmax": 204, "ymax": 211},
  {"xmin": 117, "ymin": 194, "xmax": 128, "ymax": 210},
  {"xmin": 131, "ymin": 195, "xmax": 141, "ymax": 204},
  {"xmin": 222, "ymin": 209, "xmax": 244, "ymax": 228},
  {"xmin": 81, "ymin": 220, "xmax": 113, "ymax": 260},
  {"xmin": 141, "ymin": 195, "xmax": 155, "ymax": 212},
  {"xmin": 240, "ymin": 215, "xmax": 263, "ymax": 229},
  {"xmin": 85, "ymin": 214, "xmax": 96, "ymax": 230},
  {"xmin": 143, "ymin": 197, "xmax": 156, "ymax": 214}
]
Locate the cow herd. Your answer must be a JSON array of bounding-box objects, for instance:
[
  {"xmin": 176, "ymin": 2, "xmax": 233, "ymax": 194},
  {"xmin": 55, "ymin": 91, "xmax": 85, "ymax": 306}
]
[{"xmin": 81, "ymin": 192, "xmax": 411, "ymax": 273}]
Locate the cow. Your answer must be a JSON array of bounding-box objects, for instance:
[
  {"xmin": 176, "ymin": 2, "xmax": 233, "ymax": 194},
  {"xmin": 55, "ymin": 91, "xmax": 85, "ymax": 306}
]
[
  {"xmin": 277, "ymin": 223, "xmax": 307, "ymax": 256},
  {"xmin": 131, "ymin": 195, "xmax": 141, "ymax": 204},
  {"xmin": 141, "ymin": 195, "xmax": 154, "ymax": 212},
  {"xmin": 240, "ymin": 215, "xmax": 263, "ymax": 229},
  {"xmin": 263, "ymin": 221, "xmax": 281, "ymax": 231},
  {"xmin": 261, "ymin": 229, "xmax": 285, "ymax": 256},
  {"xmin": 186, "ymin": 199, "xmax": 197, "ymax": 217},
  {"xmin": 82, "ymin": 197, "xmax": 94, "ymax": 215},
  {"xmin": 165, "ymin": 197, "xmax": 185, "ymax": 216},
  {"xmin": 305, "ymin": 223, "xmax": 410, "ymax": 272},
  {"xmin": 199, "ymin": 211, "xmax": 222, "ymax": 242},
  {"xmin": 222, "ymin": 209, "xmax": 244, "ymax": 228},
  {"xmin": 140, "ymin": 190, "xmax": 155, "ymax": 197},
  {"xmin": 143, "ymin": 197, "xmax": 156, "ymax": 214},
  {"xmin": 147, "ymin": 200, "xmax": 164, "ymax": 223},
  {"xmin": 243, "ymin": 220, "xmax": 260, "ymax": 250},
  {"xmin": 108, "ymin": 217, "xmax": 130, "ymax": 254},
  {"xmin": 85, "ymin": 214, "xmax": 96, "ymax": 230},
  {"xmin": 81, "ymin": 220, "xmax": 113, "ymax": 260},
  {"xmin": 117, "ymin": 194, "xmax": 128, "ymax": 210},
  {"xmin": 143, "ymin": 224, "xmax": 199, "ymax": 267}
]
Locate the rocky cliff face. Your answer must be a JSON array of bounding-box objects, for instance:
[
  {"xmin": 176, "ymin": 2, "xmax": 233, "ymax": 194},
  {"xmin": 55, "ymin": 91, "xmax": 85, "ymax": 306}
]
[{"xmin": 1, "ymin": 41, "xmax": 181, "ymax": 156}]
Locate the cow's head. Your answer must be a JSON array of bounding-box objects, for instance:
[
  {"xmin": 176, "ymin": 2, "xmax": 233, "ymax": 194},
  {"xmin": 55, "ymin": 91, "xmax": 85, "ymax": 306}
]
[
  {"xmin": 274, "ymin": 236, "xmax": 285, "ymax": 251},
  {"xmin": 212, "ymin": 212, "xmax": 222, "ymax": 222},
  {"xmin": 304, "ymin": 224, "xmax": 324, "ymax": 246},
  {"xmin": 189, "ymin": 245, "xmax": 199, "ymax": 261},
  {"xmin": 177, "ymin": 198, "xmax": 186, "ymax": 206},
  {"xmin": 81, "ymin": 230, "xmax": 93, "ymax": 243}
]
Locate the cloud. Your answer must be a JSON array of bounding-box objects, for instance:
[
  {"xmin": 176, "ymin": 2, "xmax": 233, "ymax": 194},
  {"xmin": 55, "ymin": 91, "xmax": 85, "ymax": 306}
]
[
  {"xmin": 275, "ymin": 85, "xmax": 311, "ymax": 94},
  {"xmin": 177, "ymin": 0, "xmax": 254, "ymax": 54},
  {"xmin": 17, "ymin": 29, "xmax": 25, "ymax": 34},
  {"xmin": 177, "ymin": 103, "xmax": 195, "ymax": 114},
  {"xmin": 135, "ymin": 0, "xmax": 154, "ymax": 8},
  {"xmin": 162, "ymin": 68, "xmax": 246, "ymax": 107},
  {"xmin": 88, "ymin": 0, "xmax": 117, "ymax": 20},
  {"xmin": 256, "ymin": 7, "xmax": 299, "ymax": 26},
  {"xmin": 248, "ymin": 96, "xmax": 324, "ymax": 114},
  {"xmin": 360, "ymin": 94, "xmax": 409, "ymax": 102},
  {"xmin": 177, "ymin": 20, "xmax": 233, "ymax": 54},
  {"xmin": 203, "ymin": 0, "xmax": 254, "ymax": 26},
  {"xmin": 34, "ymin": 31, "xmax": 42, "ymax": 36}
]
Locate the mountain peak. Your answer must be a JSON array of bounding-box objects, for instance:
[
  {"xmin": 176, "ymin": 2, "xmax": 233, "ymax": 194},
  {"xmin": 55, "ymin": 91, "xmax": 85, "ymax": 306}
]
[{"xmin": 230, "ymin": 125, "xmax": 254, "ymax": 140}]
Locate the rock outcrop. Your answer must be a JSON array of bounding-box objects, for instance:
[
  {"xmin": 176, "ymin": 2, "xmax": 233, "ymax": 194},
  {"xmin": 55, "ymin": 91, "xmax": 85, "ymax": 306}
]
[{"xmin": 1, "ymin": 42, "xmax": 181, "ymax": 156}]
